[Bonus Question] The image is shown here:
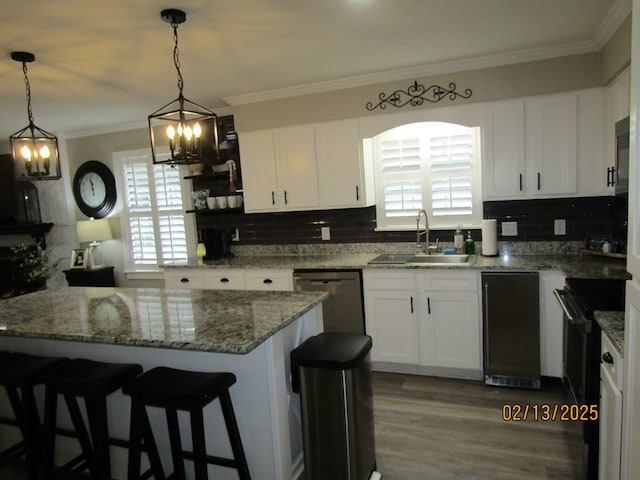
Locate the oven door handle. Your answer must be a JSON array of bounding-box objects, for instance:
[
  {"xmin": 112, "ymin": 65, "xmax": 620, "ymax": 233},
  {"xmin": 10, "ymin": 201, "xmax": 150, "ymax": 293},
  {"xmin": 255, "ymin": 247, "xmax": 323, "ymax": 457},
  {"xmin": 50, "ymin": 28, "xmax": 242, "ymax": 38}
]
[{"xmin": 554, "ymin": 288, "xmax": 590, "ymax": 327}]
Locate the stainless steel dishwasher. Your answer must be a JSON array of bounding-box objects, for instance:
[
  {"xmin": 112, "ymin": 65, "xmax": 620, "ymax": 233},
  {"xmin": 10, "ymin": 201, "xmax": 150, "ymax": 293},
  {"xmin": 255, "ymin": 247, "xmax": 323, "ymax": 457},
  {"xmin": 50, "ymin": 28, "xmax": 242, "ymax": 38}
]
[
  {"xmin": 293, "ymin": 270, "xmax": 365, "ymax": 334},
  {"xmin": 482, "ymin": 272, "xmax": 540, "ymax": 389}
]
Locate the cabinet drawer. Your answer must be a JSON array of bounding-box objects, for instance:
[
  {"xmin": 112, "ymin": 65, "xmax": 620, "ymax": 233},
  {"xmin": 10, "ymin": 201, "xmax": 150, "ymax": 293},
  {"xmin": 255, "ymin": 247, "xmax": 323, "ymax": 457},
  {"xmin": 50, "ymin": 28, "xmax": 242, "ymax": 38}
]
[
  {"xmin": 164, "ymin": 269, "xmax": 205, "ymax": 289},
  {"xmin": 364, "ymin": 270, "xmax": 416, "ymax": 291},
  {"xmin": 601, "ymin": 333, "xmax": 623, "ymax": 390},
  {"xmin": 202, "ymin": 270, "xmax": 246, "ymax": 290},
  {"xmin": 244, "ymin": 269, "xmax": 293, "ymax": 291},
  {"xmin": 421, "ymin": 271, "xmax": 479, "ymax": 291}
]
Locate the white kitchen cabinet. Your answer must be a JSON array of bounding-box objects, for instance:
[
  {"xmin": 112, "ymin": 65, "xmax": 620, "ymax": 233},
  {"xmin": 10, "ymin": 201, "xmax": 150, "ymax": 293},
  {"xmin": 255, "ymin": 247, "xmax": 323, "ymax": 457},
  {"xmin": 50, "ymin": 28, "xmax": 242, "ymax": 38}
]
[
  {"xmin": 606, "ymin": 69, "xmax": 631, "ymax": 194},
  {"xmin": 202, "ymin": 269, "xmax": 246, "ymax": 290},
  {"xmin": 525, "ymin": 92, "xmax": 578, "ymax": 196},
  {"xmin": 244, "ymin": 268, "xmax": 293, "ymax": 291},
  {"xmin": 482, "ymin": 100, "xmax": 526, "ymax": 200},
  {"xmin": 239, "ymin": 126, "xmax": 319, "ymax": 212},
  {"xmin": 363, "ymin": 270, "xmax": 419, "ymax": 365},
  {"xmin": 316, "ymin": 120, "xmax": 374, "ymax": 208},
  {"xmin": 418, "ymin": 271, "xmax": 482, "ymax": 372},
  {"xmin": 164, "ymin": 268, "xmax": 205, "ymax": 289},
  {"xmin": 600, "ymin": 332, "xmax": 623, "ymax": 480},
  {"xmin": 539, "ymin": 271, "xmax": 565, "ymax": 378}
]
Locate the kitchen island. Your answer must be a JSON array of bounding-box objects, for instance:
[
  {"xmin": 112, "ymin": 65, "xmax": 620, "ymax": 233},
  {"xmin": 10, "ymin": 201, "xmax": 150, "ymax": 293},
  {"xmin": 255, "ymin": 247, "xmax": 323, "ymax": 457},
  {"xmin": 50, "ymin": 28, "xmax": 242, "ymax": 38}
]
[{"xmin": 0, "ymin": 286, "xmax": 327, "ymax": 480}]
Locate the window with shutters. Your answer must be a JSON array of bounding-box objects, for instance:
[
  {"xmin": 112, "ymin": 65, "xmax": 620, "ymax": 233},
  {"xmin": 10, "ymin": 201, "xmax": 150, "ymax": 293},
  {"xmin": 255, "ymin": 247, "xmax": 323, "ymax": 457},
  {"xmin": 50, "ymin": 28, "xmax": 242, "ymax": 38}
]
[
  {"xmin": 114, "ymin": 148, "xmax": 196, "ymax": 271},
  {"xmin": 373, "ymin": 122, "xmax": 482, "ymax": 230}
]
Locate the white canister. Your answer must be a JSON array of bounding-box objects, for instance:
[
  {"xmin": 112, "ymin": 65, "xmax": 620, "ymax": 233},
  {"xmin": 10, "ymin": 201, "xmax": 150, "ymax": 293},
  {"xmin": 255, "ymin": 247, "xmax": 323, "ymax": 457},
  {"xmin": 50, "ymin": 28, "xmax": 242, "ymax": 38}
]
[
  {"xmin": 227, "ymin": 195, "xmax": 237, "ymax": 208},
  {"xmin": 216, "ymin": 196, "xmax": 228, "ymax": 209},
  {"xmin": 206, "ymin": 197, "xmax": 216, "ymax": 209}
]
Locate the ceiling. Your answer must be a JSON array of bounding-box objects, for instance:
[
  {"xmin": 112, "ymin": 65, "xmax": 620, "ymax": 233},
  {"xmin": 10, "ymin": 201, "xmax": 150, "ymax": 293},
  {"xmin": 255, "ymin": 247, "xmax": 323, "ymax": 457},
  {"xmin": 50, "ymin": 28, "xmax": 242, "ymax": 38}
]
[{"xmin": 0, "ymin": 0, "xmax": 631, "ymax": 141}]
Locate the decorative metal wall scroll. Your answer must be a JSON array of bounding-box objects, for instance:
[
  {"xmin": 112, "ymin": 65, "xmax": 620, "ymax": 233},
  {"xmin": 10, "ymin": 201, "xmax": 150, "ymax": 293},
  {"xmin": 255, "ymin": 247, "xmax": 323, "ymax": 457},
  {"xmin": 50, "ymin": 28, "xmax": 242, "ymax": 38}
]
[{"xmin": 366, "ymin": 80, "xmax": 472, "ymax": 111}]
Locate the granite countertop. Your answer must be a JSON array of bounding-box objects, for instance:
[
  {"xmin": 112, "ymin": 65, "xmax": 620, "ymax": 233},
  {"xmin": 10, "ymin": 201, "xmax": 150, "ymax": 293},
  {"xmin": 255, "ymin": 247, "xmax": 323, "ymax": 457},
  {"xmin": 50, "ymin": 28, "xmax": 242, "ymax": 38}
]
[
  {"xmin": 0, "ymin": 287, "xmax": 327, "ymax": 354},
  {"xmin": 167, "ymin": 252, "xmax": 631, "ymax": 280},
  {"xmin": 595, "ymin": 311, "xmax": 625, "ymax": 357}
]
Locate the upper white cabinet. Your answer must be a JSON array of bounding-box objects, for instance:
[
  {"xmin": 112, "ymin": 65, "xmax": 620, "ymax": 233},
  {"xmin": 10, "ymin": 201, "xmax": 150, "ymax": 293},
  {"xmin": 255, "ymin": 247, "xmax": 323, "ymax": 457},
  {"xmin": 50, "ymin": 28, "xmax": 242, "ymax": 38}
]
[
  {"xmin": 240, "ymin": 126, "xmax": 319, "ymax": 212},
  {"xmin": 482, "ymin": 100, "xmax": 526, "ymax": 199},
  {"xmin": 240, "ymin": 119, "xmax": 372, "ymax": 213},
  {"xmin": 524, "ymin": 93, "xmax": 577, "ymax": 196},
  {"xmin": 316, "ymin": 120, "xmax": 374, "ymax": 208},
  {"xmin": 606, "ymin": 68, "xmax": 631, "ymax": 194}
]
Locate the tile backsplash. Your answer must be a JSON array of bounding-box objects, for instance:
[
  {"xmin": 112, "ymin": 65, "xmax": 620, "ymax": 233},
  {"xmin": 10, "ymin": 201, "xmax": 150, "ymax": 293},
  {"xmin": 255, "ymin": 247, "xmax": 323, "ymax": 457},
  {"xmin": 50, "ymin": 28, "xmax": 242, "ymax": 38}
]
[{"xmin": 196, "ymin": 195, "xmax": 628, "ymax": 250}]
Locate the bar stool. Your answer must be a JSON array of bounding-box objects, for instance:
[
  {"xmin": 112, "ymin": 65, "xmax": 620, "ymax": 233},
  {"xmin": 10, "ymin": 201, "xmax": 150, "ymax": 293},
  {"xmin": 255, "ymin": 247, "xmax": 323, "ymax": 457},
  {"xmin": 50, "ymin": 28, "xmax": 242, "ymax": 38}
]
[
  {"xmin": 0, "ymin": 352, "xmax": 68, "ymax": 480},
  {"xmin": 39, "ymin": 358, "xmax": 143, "ymax": 480},
  {"xmin": 123, "ymin": 367, "xmax": 251, "ymax": 480}
]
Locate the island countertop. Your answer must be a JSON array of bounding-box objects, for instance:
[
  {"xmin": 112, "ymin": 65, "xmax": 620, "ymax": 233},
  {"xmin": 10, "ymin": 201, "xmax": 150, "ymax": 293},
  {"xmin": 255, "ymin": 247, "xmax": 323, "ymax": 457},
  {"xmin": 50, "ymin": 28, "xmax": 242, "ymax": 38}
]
[{"xmin": 0, "ymin": 286, "xmax": 328, "ymax": 354}]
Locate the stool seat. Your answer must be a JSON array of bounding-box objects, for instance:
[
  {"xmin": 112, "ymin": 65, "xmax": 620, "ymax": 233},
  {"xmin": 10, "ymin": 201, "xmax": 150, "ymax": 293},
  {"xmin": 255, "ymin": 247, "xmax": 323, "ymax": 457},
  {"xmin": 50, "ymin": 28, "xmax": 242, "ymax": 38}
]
[
  {"xmin": 124, "ymin": 367, "xmax": 251, "ymax": 480},
  {"xmin": 123, "ymin": 367, "xmax": 236, "ymax": 408},
  {"xmin": 0, "ymin": 352, "xmax": 68, "ymax": 386},
  {"xmin": 39, "ymin": 358, "xmax": 142, "ymax": 396}
]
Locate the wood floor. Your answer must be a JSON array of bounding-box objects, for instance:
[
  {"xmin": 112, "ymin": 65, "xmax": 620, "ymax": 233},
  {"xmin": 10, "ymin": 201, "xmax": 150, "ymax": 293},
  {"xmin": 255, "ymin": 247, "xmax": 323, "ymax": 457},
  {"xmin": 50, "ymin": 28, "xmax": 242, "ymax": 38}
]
[
  {"xmin": 1, "ymin": 371, "xmax": 584, "ymax": 479},
  {"xmin": 371, "ymin": 371, "xmax": 583, "ymax": 480}
]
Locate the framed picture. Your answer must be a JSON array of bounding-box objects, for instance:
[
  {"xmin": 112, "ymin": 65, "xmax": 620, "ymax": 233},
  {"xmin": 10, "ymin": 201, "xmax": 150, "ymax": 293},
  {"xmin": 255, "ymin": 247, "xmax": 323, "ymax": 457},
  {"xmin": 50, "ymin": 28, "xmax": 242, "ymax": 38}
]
[{"xmin": 70, "ymin": 248, "xmax": 89, "ymax": 269}]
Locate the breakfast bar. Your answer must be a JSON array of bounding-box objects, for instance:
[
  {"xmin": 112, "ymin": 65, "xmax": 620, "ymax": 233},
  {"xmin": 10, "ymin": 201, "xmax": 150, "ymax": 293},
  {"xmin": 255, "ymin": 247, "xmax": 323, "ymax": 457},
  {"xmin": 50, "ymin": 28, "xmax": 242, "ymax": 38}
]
[{"xmin": 0, "ymin": 286, "xmax": 327, "ymax": 480}]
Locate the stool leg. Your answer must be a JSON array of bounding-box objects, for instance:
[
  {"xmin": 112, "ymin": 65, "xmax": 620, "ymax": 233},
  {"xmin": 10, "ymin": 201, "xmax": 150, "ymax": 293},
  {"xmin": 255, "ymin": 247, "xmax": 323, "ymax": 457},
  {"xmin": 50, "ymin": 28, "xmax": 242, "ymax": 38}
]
[
  {"xmin": 128, "ymin": 400, "xmax": 166, "ymax": 480},
  {"xmin": 219, "ymin": 390, "xmax": 251, "ymax": 480},
  {"xmin": 189, "ymin": 407, "xmax": 208, "ymax": 480},
  {"xmin": 85, "ymin": 394, "xmax": 112, "ymax": 480},
  {"xmin": 42, "ymin": 386, "xmax": 58, "ymax": 479},
  {"xmin": 165, "ymin": 407, "xmax": 186, "ymax": 480},
  {"xmin": 5, "ymin": 385, "xmax": 41, "ymax": 480},
  {"xmin": 64, "ymin": 393, "xmax": 97, "ymax": 476}
]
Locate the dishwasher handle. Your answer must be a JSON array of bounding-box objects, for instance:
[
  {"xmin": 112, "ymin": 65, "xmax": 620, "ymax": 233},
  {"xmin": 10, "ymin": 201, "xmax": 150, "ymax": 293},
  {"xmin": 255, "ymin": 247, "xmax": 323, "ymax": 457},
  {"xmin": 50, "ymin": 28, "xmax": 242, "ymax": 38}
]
[
  {"xmin": 553, "ymin": 289, "xmax": 589, "ymax": 327},
  {"xmin": 294, "ymin": 278, "xmax": 347, "ymax": 287}
]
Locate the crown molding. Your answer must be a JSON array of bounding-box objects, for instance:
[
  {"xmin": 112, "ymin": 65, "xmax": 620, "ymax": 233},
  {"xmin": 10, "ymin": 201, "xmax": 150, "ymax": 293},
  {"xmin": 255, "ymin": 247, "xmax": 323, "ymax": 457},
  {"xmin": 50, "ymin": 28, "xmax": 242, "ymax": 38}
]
[
  {"xmin": 224, "ymin": 40, "xmax": 598, "ymax": 106},
  {"xmin": 594, "ymin": 0, "xmax": 632, "ymax": 49}
]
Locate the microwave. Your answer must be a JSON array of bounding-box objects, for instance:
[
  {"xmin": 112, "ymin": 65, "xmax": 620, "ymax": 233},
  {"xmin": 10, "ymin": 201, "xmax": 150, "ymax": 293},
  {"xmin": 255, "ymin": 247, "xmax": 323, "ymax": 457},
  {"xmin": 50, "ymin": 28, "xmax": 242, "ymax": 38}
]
[{"xmin": 609, "ymin": 116, "xmax": 629, "ymax": 196}]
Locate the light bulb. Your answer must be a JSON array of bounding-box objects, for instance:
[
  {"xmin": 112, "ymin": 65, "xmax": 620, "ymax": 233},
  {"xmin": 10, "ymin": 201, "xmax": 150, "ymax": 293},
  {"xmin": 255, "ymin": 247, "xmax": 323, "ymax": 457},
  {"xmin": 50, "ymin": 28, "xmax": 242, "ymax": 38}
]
[
  {"xmin": 20, "ymin": 145, "xmax": 32, "ymax": 159},
  {"xmin": 166, "ymin": 125, "xmax": 176, "ymax": 139},
  {"xmin": 193, "ymin": 123, "xmax": 202, "ymax": 138},
  {"xmin": 184, "ymin": 126, "xmax": 193, "ymax": 141},
  {"xmin": 39, "ymin": 145, "xmax": 50, "ymax": 159},
  {"xmin": 177, "ymin": 123, "xmax": 183, "ymax": 136}
]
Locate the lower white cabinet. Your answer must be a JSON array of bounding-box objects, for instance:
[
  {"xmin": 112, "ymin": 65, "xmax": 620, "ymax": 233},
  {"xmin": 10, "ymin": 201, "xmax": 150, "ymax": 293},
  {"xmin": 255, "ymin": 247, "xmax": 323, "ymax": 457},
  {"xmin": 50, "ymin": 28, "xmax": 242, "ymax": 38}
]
[
  {"xmin": 363, "ymin": 269, "xmax": 481, "ymax": 376},
  {"xmin": 164, "ymin": 268, "xmax": 293, "ymax": 292},
  {"xmin": 599, "ymin": 332, "xmax": 623, "ymax": 480},
  {"xmin": 418, "ymin": 271, "xmax": 482, "ymax": 372},
  {"xmin": 363, "ymin": 270, "xmax": 419, "ymax": 364}
]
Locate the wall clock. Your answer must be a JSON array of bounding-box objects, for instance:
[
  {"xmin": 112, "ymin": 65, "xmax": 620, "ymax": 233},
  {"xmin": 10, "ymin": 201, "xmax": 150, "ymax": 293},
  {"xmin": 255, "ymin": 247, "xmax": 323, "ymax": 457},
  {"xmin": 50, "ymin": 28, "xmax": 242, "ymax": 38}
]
[{"xmin": 73, "ymin": 161, "xmax": 117, "ymax": 218}]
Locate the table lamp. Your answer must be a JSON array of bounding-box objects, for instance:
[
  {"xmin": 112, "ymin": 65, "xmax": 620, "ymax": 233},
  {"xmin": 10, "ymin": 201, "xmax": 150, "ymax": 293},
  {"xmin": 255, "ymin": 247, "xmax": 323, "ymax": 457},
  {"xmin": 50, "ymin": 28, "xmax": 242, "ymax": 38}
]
[{"xmin": 76, "ymin": 218, "xmax": 113, "ymax": 269}]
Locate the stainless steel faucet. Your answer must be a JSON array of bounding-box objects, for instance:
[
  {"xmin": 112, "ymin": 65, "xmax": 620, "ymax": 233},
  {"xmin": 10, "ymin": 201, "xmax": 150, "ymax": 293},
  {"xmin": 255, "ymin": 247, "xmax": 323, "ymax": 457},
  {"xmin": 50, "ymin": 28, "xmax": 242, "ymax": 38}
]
[{"xmin": 416, "ymin": 210, "xmax": 429, "ymax": 254}]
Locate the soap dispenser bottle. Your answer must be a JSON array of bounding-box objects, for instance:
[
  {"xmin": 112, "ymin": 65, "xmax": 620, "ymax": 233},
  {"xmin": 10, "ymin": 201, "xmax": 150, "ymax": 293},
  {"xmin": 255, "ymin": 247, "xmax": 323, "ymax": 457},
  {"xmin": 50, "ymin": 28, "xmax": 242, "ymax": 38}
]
[
  {"xmin": 464, "ymin": 231, "xmax": 475, "ymax": 255},
  {"xmin": 454, "ymin": 226, "xmax": 464, "ymax": 253}
]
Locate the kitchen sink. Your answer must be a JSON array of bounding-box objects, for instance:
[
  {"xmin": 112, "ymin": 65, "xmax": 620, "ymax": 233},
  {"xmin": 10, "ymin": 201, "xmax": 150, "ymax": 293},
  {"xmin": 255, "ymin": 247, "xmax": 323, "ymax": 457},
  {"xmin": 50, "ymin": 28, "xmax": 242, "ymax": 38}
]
[{"xmin": 368, "ymin": 253, "xmax": 472, "ymax": 265}]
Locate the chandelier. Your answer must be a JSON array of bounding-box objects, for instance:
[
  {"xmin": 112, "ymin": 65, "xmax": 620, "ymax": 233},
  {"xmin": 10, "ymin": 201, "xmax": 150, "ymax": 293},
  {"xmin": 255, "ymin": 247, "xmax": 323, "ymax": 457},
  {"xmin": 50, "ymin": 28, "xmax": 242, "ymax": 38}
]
[
  {"xmin": 9, "ymin": 51, "xmax": 61, "ymax": 180},
  {"xmin": 148, "ymin": 9, "xmax": 219, "ymax": 165}
]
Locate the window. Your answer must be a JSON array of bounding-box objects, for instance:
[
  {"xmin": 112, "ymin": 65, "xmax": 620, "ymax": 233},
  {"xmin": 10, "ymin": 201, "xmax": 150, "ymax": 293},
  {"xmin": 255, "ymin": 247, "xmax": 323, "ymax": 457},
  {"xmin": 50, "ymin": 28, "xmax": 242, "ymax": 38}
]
[
  {"xmin": 114, "ymin": 148, "xmax": 196, "ymax": 271},
  {"xmin": 372, "ymin": 122, "xmax": 482, "ymax": 230}
]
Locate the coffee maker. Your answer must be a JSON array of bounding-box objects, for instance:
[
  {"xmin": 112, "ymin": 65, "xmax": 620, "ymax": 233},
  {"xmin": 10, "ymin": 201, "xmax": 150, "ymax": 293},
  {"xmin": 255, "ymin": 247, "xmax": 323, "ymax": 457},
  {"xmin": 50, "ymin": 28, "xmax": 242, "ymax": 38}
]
[{"xmin": 201, "ymin": 229, "xmax": 234, "ymax": 260}]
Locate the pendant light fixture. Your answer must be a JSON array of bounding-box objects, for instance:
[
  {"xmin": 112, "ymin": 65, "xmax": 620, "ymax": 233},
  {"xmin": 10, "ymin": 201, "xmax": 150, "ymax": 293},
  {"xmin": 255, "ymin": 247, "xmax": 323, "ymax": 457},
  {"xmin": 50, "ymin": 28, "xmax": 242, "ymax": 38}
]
[
  {"xmin": 148, "ymin": 9, "xmax": 219, "ymax": 165},
  {"xmin": 9, "ymin": 51, "xmax": 61, "ymax": 180}
]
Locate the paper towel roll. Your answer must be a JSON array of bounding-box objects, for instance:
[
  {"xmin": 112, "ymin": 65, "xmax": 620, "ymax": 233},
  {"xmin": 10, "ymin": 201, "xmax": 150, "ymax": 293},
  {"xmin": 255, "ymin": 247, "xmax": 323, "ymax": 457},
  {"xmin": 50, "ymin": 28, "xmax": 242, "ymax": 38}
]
[{"xmin": 482, "ymin": 219, "xmax": 498, "ymax": 256}]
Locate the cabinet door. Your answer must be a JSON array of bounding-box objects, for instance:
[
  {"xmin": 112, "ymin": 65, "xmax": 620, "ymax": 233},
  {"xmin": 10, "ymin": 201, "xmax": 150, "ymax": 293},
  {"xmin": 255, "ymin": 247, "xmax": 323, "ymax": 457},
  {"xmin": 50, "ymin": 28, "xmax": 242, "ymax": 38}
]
[
  {"xmin": 525, "ymin": 93, "xmax": 577, "ymax": 196},
  {"xmin": 482, "ymin": 100, "xmax": 526, "ymax": 200},
  {"xmin": 273, "ymin": 126, "xmax": 319, "ymax": 210},
  {"xmin": 600, "ymin": 363, "xmax": 622, "ymax": 480},
  {"xmin": 364, "ymin": 289, "xmax": 418, "ymax": 364},
  {"xmin": 201, "ymin": 269, "xmax": 246, "ymax": 290},
  {"xmin": 316, "ymin": 120, "xmax": 371, "ymax": 207},
  {"xmin": 238, "ymin": 130, "xmax": 279, "ymax": 212},
  {"xmin": 420, "ymin": 291, "xmax": 481, "ymax": 370}
]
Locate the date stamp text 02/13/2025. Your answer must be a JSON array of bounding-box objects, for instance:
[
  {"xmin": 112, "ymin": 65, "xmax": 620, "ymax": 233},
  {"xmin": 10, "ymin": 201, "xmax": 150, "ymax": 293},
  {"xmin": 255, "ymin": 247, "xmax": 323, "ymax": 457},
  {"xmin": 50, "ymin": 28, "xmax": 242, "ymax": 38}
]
[{"xmin": 502, "ymin": 403, "xmax": 598, "ymax": 422}]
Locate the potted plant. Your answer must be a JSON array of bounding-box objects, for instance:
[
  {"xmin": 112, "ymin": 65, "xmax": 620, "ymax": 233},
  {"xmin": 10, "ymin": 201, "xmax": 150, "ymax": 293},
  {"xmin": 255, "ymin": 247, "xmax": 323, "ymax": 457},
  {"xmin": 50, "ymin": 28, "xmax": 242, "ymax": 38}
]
[{"xmin": 0, "ymin": 243, "xmax": 60, "ymax": 298}]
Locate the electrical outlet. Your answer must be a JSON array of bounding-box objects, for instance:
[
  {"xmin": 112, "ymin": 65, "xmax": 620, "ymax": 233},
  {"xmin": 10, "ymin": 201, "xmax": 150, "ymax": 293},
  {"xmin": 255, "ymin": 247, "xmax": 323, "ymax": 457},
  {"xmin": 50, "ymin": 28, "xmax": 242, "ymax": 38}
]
[
  {"xmin": 231, "ymin": 228, "xmax": 240, "ymax": 241},
  {"xmin": 321, "ymin": 226, "xmax": 331, "ymax": 241},
  {"xmin": 554, "ymin": 219, "xmax": 566, "ymax": 236},
  {"xmin": 502, "ymin": 221, "xmax": 518, "ymax": 237}
]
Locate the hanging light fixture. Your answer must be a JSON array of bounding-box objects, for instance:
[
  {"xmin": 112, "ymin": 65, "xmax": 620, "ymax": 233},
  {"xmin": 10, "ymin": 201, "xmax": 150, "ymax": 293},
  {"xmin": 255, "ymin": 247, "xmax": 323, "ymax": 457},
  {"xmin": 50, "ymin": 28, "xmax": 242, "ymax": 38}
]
[
  {"xmin": 149, "ymin": 8, "xmax": 219, "ymax": 165},
  {"xmin": 9, "ymin": 51, "xmax": 61, "ymax": 180}
]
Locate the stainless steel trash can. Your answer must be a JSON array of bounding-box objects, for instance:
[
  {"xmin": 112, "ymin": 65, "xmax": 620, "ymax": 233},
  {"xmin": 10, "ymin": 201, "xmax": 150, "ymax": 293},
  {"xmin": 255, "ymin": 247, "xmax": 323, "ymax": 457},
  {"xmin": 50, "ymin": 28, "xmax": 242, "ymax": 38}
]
[{"xmin": 291, "ymin": 332, "xmax": 377, "ymax": 480}]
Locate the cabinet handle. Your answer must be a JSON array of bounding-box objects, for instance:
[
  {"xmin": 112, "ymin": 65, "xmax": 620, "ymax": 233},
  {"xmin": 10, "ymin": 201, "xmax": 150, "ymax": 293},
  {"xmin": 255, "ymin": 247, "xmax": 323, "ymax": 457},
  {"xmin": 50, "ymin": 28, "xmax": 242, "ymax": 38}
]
[
  {"xmin": 537, "ymin": 172, "xmax": 541, "ymax": 190},
  {"xmin": 263, "ymin": 278, "xmax": 273, "ymax": 284},
  {"xmin": 356, "ymin": 185, "xmax": 360, "ymax": 201},
  {"xmin": 519, "ymin": 174, "xmax": 523, "ymax": 191},
  {"xmin": 602, "ymin": 352, "xmax": 614, "ymax": 364},
  {"xmin": 180, "ymin": 277, "xmax": 190, "ymax": 283},
  {"xmin": 410, "ymin": 296, "xmax": 414, "ymax": 313},
  {"xmin": 284, "ymin": 190, "xmax": 289, "ymax": 204},
  {"xmin": 220, "ymin": 277, "xmax": 230, "ymax": 283},
  {"xmin": 271, "ymin": 191, "xmax": 276, "ymax": 205},
  {"xmin": 427, "ymin": 297, "xmax": 431, "ymax": 314},
  {"xmin": 607, "ymin": 167, "xmax": 616, "ymax": 187}
]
